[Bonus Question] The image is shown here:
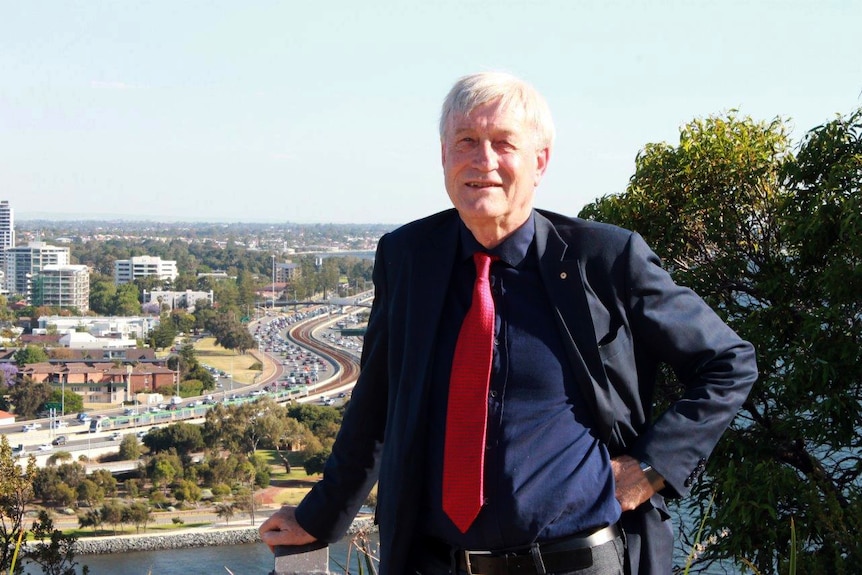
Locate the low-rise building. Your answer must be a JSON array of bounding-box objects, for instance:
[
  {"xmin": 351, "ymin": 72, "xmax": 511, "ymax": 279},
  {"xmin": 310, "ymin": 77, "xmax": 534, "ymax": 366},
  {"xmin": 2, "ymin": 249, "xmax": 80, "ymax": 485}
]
[
  {"xmin": 144, "ymin": 289, "xmax": 214, "ymax": 312},
  {"xmin": 36, "ymin": 315, "xmax": 159, "ymax": 341},
  {"xmin": 114, "ymin": 255, "xmax": 178, "ymax": 285}
]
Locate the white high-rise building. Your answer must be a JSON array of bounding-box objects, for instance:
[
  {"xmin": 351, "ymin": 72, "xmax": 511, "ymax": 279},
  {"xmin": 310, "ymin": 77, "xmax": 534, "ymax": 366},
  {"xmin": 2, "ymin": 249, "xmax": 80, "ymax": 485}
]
[
  {"xmin": 33, "ymin": 264, "xmax": 90, "ymax": 312},
  {"xmin": 113, "ymin": 255, "xmax": 178, "ymax": 285},
  {"xmin": 0, "ymin": 200, "xmax": 14, "ymax": 291},
  {"xmin": 4, "ymin": 241, "xmax": 70, "ymax": 299},
  {"xmin": 0, "ymin": 201, "xmax": 13, "ymax": 252}
]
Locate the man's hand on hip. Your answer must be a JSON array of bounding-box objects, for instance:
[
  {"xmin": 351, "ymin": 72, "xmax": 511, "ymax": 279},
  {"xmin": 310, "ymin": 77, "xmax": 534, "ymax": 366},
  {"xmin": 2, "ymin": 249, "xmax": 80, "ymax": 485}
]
[
  {"xmin": 259, "ymin": 505, "xmax": 317, "ymax": 551},
  {"xmin": 611, "ymin": 455, "xmax": 665, "ymax": 511}
]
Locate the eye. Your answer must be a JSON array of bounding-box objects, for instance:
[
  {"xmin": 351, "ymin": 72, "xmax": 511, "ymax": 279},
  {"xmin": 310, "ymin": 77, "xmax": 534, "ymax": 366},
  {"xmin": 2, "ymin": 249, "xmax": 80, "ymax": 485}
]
[{"xmin": 453, "ymin": 137, "xmax": 476, "ymax": 152}]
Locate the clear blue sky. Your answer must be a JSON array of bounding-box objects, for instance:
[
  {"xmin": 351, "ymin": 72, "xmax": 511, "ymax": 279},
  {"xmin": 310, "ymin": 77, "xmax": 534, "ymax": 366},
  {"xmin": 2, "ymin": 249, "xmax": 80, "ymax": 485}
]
[{"xmin": 2, "ymin": 0, "xmax": 860, "ymax": 224}]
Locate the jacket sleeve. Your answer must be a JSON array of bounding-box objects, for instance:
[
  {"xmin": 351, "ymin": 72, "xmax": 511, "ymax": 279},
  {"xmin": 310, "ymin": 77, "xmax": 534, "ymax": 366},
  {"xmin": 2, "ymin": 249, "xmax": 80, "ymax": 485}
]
[
  {"xmin": 294, "ymin": 234, "xmax": 391, "ymax": 541},
  {"xmin": 621, "ymin": 232, "xmax": 757, "ymax": 497}
]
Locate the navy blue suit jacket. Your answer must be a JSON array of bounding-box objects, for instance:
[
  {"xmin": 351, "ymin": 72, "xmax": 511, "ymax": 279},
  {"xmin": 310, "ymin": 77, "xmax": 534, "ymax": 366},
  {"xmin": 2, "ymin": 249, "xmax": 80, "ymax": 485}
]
[{"xmin": 295, "ymin": 209, "xmax": 757, "ymax": 574}]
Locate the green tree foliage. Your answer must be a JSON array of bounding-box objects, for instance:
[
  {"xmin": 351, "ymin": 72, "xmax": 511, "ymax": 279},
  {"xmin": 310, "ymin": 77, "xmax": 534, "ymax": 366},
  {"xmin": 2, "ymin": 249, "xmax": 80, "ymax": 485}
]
[
  {"xmin": 173, "ymin": 479, "xmax": 202, "ymax": 503},
  {"xmin": 14, "ymin": 345, "xmax": 48, "ymax": 367},
  {"xmin": 123, "ymin": 502, "xmax": 152, "ymax": 534},
  {"xmin": 208, "ymin": 311, "xmax": 255, "ymax": 354},
  {"xmin": 87, "ymin": 275, "xmax": 116, "ymax": 315},
  {"xmin": 0, "ymin": 437, "xmax": 38, "ymax": 574},
  {"xmin": 287, "ymin": 403, "xmax": 343, "ymax": 449},
  {"xmin": 143, "ymin": 423, "xmax": 204, "ymax": 462},
  {"xmin": 147, "ymin": 313, "xmax": 177, "ymax": 351},
  {"xmin": 7, "ymin": 379, "xmax": 52, "ymax": 418},
  {"xmin": 99, "ymin": 501, "xmax": 125, "ymax": 535},
  {"xmin": 75, "ymin": 480, "xmax": 104, "ymax": 508},
  {"xmin": 580, "ymin": 109, "xmax": 862, "ymax": 573},
  {"xmin": 113, "ymin": 283, "xmax": 142, "ymax": 316},
  {"xmin": 303, "ymin": 449, "xmax": 331, "ymax": 477},
  {"xmin": 77, "ymin": 509, "xmax": 102, "ymax": 533},
  {"xmin": 25, "ymin": 511, "xmax": 89, "ymax": 575},
  {"xmin": 49, "ymin": 388, "xmax": 83, "ymax": 415},
  {"xmin": 118, "ymin": 434, "xmax": 142, "ymax": 461}
]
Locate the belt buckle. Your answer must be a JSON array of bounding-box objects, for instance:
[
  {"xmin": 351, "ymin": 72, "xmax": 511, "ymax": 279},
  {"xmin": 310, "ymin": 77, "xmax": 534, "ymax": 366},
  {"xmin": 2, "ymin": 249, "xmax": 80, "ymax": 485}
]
[{"xmin": 461, "ymin": 548, "xmax": 493, "ymax": 575}]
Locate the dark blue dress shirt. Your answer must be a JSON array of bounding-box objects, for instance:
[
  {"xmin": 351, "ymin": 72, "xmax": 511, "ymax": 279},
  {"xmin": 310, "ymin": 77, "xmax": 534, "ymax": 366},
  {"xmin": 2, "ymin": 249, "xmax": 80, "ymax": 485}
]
[{"xmin": 421, "ymin": 212, "xmax": 621, "ymax": 549}]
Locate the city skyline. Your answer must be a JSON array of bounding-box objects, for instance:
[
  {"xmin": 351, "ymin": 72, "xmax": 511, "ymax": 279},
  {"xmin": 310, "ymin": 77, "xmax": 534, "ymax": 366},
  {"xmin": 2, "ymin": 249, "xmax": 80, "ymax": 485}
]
[{"xmin": 2, "ymin": 1, "xmax": 861, "ymax": 224}]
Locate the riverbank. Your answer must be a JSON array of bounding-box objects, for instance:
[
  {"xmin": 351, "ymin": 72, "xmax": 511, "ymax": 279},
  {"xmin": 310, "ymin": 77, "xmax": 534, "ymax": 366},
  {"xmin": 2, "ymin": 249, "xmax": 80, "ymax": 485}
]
[{"xmin": 47, "ymin": 515, "xmax": 375, "ymax": 556}]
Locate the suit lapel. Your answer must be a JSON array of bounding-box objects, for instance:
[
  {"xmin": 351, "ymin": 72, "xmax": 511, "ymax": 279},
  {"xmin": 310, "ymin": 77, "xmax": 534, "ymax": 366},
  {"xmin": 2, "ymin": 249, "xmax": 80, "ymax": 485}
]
[{"xmin": 534, "ymin": 213, "xmax": 616, "ymax": 444}]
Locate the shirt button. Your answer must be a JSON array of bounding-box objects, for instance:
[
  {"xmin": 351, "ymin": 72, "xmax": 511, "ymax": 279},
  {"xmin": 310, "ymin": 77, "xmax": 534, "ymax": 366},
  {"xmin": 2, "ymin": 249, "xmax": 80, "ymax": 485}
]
[
  {"xmin": 493, "ymin": 338, "xmax": 499, "ymax": 346},
  {"xmin": 489, "ymin": 390, "xmax": 497, "ymax": 398}
]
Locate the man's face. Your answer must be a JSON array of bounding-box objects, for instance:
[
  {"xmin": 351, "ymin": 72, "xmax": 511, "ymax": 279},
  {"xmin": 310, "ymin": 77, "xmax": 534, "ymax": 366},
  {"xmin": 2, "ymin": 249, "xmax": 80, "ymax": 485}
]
[{"xmin": 442, "ymin": 99, "xmax": 549, "ymax": 239}]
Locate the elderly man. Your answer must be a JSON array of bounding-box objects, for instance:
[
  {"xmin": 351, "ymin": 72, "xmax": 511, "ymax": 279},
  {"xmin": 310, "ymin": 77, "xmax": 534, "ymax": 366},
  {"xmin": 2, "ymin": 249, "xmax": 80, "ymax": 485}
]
[{"xmin": 260, "ymin": 72, "xmax": 757, "ymax": 575}]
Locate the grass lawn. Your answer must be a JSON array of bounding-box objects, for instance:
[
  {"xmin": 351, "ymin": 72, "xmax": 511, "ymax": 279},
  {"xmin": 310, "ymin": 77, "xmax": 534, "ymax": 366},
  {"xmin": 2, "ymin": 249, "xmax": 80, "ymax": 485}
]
[
  {"xmin": 259, "ymin": 449, "xmax": 319, "ymax": 505},
  {"xmin": 192, "ymin": 337, "xmax": 260, "ymax": 385}
]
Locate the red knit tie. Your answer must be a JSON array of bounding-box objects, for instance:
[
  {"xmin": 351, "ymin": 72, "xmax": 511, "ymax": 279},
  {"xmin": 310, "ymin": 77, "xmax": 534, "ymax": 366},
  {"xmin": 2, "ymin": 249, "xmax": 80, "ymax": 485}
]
[{"xmin": 443, "ymin": 252, "xmax": 497, "ymax": 533}]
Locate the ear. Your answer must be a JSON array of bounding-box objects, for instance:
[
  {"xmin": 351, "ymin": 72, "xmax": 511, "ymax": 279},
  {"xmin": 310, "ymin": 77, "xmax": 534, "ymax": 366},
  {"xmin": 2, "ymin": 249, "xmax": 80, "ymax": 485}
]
[
  {"xmin": 534, "ymin": 146, "xmax": 551, "ymax": 186},
  {"xmin": 440, "ymin": 141, "xmax": 447, "ymax": 167}
]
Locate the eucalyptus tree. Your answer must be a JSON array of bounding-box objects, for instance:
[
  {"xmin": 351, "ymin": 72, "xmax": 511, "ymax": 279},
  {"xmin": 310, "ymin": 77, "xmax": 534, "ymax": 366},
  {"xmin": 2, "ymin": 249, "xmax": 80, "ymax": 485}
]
[{"xmin": 580, "ymin": 109, "xmax": 862, "ymax": 573}]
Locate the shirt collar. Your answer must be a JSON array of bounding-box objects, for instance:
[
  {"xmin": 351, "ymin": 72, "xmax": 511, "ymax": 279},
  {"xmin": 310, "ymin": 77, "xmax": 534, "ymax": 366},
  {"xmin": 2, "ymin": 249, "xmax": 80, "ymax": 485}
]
[{"xmin": 458, "ymin": 211, "xmax": 535, "ymax": 268}]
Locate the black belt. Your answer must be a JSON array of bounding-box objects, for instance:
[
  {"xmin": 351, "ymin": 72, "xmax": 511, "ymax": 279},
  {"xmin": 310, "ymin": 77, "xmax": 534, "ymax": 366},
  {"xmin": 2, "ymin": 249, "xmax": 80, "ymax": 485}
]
[{"xmin": 426, "ymin": 524, "xmax": 621, "ymax": 575}]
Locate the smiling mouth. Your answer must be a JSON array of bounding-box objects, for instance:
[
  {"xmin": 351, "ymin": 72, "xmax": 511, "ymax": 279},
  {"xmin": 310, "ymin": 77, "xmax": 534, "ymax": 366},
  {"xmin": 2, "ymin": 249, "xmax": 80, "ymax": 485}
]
[{"xmin": 466, "ymin": 181, "xmax": 501, "ymax": 188}]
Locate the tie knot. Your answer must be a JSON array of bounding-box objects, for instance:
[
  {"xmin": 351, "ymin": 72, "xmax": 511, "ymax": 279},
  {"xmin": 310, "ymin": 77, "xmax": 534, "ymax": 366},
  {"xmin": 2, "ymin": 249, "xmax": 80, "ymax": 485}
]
[{"xmin": 472, "ymin": 252, "xmax": 495, "ymax": 277}]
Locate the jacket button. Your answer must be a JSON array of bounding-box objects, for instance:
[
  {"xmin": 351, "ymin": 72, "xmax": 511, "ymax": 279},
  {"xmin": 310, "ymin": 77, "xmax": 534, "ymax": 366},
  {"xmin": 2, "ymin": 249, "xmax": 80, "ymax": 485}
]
[{"xmin": 560, "ymin": 272, "xmax": 567, "ymax": 279}]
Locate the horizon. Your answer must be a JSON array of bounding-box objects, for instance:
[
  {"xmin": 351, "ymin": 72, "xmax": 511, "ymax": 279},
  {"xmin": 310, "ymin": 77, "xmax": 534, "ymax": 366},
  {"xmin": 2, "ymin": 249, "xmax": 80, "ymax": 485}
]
[{"xmin": 3, "ymin": 2, "xmax": 860, "ymax": 224}]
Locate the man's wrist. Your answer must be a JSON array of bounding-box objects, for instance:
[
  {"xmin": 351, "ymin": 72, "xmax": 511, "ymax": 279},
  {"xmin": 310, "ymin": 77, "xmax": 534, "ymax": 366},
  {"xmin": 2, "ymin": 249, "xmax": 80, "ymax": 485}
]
[{"xmin": 638, "ymin": 460, "xmax": 665, "ymax": 491}]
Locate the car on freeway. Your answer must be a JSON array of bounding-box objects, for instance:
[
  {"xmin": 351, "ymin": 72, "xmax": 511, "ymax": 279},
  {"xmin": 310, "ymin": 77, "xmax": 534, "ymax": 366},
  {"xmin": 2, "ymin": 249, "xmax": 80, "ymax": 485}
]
[
  {"xmin": 50, "ymin": 420, "xmax": 68, "ymax": 429},
  {"xmin": 52, "ymin": 435, "xmax": 68, "ymax": 446},
  {"xmin": 37, "ymin": 443, "xmax": 53, "ymax": 451},
  {"xmin": 22, "ymin": 423, "xmax": 42, "ymax": 432},
  {"xmin": 110, "ymin": 432, "xmax": 122, "ymax": 441}
]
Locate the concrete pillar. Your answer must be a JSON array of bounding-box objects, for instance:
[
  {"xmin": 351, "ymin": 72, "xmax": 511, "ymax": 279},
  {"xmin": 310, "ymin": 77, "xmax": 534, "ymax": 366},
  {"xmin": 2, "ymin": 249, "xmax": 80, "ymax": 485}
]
[{"xmin": 271, "ymin": 542, "xmax": 329, "ymax": 575}]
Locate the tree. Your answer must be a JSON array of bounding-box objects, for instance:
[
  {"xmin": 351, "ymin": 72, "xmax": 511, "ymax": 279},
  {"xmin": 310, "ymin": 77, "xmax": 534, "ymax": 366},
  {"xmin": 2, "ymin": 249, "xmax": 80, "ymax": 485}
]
[
  {"xmin": 49, "ymin": 388, "xmax": 83, "ymax": 415},
  {"xmin": 123, "ymin": 502, "xmax": 152, "ymax": 534},
  {"xmin": 143, "ymin": 423, "xmax": 204, "ymax": 461},
  {"xmin": 147, "ymin": 314, "xmax": 177, "ymax": 351},
  {"xmin": 14, "ymin": 345, "xmax": 48, "ymax": 367},
  {"xmin": 118, "ymin": 434, "xmax": 142, "ymax": 461},
  {"xmin": 580, "ymin": 109, "xmax": 862, "ymax": 573},
  {"xmin": 303, "ymin": 449, "xmax": 331, "ymax": 477},
  {"xmin": 1, "ymin": 436, "xmax": 37, "ymax": 574},
  {"xmin": 99, "ymin": 502, "xmax": 125, "ymax": 535},
  {"xmin": 112, "ymin": 283, "xmax": 142, "ymax": 316},
  {"xmin": 147, "ymin": 452, "xmax": 182, "ymax": 494},
  {"xmin": 25, "ymin": 511, "xmax": 89, "ymax": 575},
  {"xmin": 88, "ymin": 276, "xmax": 116, "ymax": 315},
  {"xmin": 77, "ymin": 509, "xmax": 102, "ymax": 534},
  {"xmin": 7, "ymin": 378, "xmax": 52, "ymax": 418},
  {"xmin": 215, "ymin": 502, "xmax": 235, "ymax": 525},
  {"xmin": 75, "ymin": 480, "xmax": 103, "ymax": 509}
]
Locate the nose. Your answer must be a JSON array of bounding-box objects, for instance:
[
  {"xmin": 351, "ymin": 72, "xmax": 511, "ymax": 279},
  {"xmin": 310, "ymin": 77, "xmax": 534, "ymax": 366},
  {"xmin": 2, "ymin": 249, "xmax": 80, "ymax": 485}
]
[{"xmin": 471, "ymin": 140, "xmax": 498, "ymax": 171}]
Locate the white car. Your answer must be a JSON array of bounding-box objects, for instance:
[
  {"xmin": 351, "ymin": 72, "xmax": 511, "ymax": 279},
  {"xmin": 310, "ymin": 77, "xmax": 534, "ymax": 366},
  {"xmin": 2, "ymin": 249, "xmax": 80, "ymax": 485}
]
[
  {"xmin": 37, "ymin": 443, "xmax": 53, "ymax": 451},
  {"xmin": 22, "ymin": 423, "xmax": 42, "ymax": 432}
]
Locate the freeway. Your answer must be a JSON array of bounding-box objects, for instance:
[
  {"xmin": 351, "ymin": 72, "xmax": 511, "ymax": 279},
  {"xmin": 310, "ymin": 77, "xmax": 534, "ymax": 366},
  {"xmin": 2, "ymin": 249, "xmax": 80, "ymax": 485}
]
[{"xmin": 1, "ymin": 302, "xmax": 368, "ymax": 468}]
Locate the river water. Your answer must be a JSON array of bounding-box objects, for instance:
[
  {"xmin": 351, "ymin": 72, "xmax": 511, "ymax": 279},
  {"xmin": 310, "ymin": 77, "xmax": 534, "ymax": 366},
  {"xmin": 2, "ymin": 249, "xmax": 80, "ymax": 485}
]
[
  {"xmin": 24, "ymin": 530, "xmax": 736, "ymax": 575},
  {"xmin": 24, "ymin": 539, "xmax": 358, "ymax": 575}
]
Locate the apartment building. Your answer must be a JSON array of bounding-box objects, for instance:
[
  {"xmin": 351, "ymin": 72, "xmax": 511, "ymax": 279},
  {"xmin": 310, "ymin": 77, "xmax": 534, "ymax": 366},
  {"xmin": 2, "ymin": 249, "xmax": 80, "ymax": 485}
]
[
  {"xmin": 4, "ymin": 241, "xmax": 71, "ymax": 299},
  {"xmin": 275, "ymin": 261, "xmax": 301, "ymax": 283},
  {"xmin": 114, "ymin": 255, "xmax": 178, "ymax": 285},
  {"xmin": 31, "ymin": 264, "xmax": 90, "ymax": 312},
  {"xmin": 145, "ymin": 288, "xmax": 214, "ymax": 312}
]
